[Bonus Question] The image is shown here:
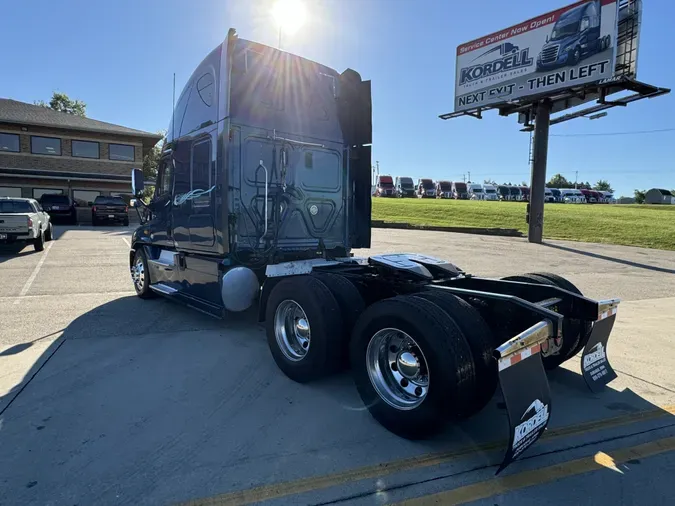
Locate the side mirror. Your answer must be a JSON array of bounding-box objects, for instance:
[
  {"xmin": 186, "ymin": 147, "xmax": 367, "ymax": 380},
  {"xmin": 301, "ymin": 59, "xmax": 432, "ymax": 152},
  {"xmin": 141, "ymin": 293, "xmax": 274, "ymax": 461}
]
[
  {"xmin": 87, "ymin": 201, "xmax": 93, "ymax": 206},
  {"xmin": 131, "ymin": 168, "xmax": 145, "ymax": 196}
]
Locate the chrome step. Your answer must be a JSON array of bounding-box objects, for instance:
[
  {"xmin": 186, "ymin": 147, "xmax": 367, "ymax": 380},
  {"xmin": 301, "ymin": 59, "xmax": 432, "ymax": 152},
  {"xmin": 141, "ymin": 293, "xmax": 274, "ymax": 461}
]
[{"xmin": 149, "ymin": 283, "xmax": 179, "ymax": 295}]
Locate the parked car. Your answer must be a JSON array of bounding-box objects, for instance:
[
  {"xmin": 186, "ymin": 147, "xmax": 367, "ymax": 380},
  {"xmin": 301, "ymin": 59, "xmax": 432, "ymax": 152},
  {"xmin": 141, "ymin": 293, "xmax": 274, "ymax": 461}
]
[
  {"xmin": 395, "ymin": 176, "xmax": 415, "ymax": 197},
  {"xmin": 92, "ymin": 196, "xmax": 129, "ymax": 226},
  {"xmin": 482, "ymin": 184, "xmax": 499, "ymax": 201},
  {"xmin": 468, "ymin": 183, "xmax": 485, "ymax": 200},
  {"xmin": 519, "ymin": 187, "xmax": 530, "ymax": 202},
  {"xmin": 375, "ymin": 175, "xmax": 395, "ymax": 197},
  {"xmin": 39, "ymin": 193, "xmax": 77, "ymax": 224},
  {"xmin": 451, "ymin": 181, "xmax": 468, "ymax": 200},
  {"xmin": 436, "ymin": 180, "xmax": 453, "ymax": 199},
  {"xmin": 416, "ymin": 178, "xmax": 436, "ymax": 198},
  {"xmin": 0, "ymin": 197, "xmax": 53, "ymax": 251}
]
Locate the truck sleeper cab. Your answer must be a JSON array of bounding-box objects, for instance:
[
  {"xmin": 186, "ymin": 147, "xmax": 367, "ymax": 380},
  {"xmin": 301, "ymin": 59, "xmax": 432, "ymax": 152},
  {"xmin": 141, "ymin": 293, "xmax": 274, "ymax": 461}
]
[
  {"xmin": 537, "ymin": 0, "xmax": 610, "ymax": 71},
  {"xmin": 497, "ymin": 185, "xmax": 511, "ymax": 201},
  {"xmin": 395, "ymin": 176, "xmax": 415, "ymax": 197},
  {"xmin": 376, "ymin": 175, "xmax": 395, "ymax": 197},
  {"xmin": 127, "ymin": 29, "xmax": 621, "ymax": 473}
]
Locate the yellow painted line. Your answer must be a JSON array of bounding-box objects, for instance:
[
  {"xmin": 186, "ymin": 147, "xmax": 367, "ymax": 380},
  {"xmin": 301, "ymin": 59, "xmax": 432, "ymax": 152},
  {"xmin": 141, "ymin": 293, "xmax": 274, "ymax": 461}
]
[
  {"xmin": 397, "ymin": 435, "xmax": 675, "ymax": 505},
  {"xmin": 180, "ymin": 405, "xmax": 675, "ymax": 506}
]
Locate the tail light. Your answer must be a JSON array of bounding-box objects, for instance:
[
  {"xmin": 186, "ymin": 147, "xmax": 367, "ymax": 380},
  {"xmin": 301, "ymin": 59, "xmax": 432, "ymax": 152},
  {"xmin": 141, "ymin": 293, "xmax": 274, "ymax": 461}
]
[
  {"xmin": 92, "ymin": 206, "xmax": 97, "ymax": 212},
  {"xmin": 27, "ymin": 217, "xmax": 33, "ymax": 228},
  {"xmin": 125, "ymin": 206, "xmax": 128, "ymax": 213}
]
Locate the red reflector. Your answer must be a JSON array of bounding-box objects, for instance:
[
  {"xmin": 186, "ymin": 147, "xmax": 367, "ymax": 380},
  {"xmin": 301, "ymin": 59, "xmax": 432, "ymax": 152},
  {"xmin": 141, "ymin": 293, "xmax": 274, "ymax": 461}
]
[
  {"xmin": 92, "ymin": 206, "xmax": 97, "ymax": 212},
  {"xmin": 125, "ymin": 206, "xmax": 128, "ymax": 213}
]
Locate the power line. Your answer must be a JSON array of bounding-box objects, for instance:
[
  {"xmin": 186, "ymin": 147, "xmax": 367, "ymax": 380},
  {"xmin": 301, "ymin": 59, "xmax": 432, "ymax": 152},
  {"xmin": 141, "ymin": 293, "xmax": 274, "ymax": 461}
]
[{"xmin": 551, "ymin": 128, "xmax": 675, "ymax": 138}]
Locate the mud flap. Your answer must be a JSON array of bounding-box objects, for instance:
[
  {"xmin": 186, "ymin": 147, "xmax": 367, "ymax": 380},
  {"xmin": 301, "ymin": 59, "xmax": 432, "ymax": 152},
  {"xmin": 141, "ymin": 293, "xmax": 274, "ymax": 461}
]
[
  {"xmin": 581, "ymin": 302, "xmax": 619, "ymax": 393},
  {"xmin": 496, "ymin": 321, "xmax": 553, "ymax": 474}
]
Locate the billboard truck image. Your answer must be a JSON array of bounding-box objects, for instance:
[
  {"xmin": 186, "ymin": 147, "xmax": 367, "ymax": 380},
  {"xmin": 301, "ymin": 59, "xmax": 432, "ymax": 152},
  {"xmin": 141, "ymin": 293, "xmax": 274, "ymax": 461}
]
[
  {"xmin": 454, "ymin": 0, "xmax": 619, "ymax": 112},
  {"xmin": 537, "ymin": 1, "xmax": 612, "ymax": 71}
]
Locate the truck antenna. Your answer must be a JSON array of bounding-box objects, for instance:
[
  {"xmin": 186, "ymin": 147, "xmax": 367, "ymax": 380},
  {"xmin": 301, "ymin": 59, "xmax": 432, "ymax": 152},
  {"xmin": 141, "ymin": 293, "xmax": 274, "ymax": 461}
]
[{"xmin": 172, "ymin": 73, "xmax": 176, "ymax": 141}]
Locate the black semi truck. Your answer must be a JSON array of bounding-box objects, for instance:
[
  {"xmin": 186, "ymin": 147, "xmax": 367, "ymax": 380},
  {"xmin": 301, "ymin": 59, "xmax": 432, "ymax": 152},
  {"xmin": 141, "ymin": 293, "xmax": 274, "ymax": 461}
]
[{"xmin": 128, "ymin": 29, "xmax": 620, "ymax": 472}]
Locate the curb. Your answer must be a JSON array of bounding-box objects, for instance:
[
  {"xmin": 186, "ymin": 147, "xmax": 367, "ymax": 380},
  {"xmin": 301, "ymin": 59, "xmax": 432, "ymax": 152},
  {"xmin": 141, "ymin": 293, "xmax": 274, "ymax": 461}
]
[{"xmin": 371, "ymin": 221, "xmax": 524, "ymax": 237}]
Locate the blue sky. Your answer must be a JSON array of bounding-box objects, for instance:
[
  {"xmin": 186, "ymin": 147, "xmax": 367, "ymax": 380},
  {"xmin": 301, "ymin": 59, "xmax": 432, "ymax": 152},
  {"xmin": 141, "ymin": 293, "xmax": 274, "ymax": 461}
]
[{"xmin": 1, "ymin": 0, "xmax": 672, "ymax": 197}]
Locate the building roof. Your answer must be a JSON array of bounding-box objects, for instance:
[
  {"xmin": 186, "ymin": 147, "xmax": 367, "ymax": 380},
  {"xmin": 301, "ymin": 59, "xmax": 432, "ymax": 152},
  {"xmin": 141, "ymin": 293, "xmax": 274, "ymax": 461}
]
[{"xmin": 0, "ymin": 98, "xmax": 162, "ymax": 143}]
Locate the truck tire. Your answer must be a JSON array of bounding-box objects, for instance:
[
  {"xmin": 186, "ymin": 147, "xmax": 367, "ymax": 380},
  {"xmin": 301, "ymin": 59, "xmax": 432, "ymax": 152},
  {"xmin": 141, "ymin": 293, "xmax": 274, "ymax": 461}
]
[
  {"xmin": 311, "ymin": 272, "xmax": 365, "ymax": 362},
  {"xmin": 45, "ymin": 223, "xmax": 53, "ymax": 242},
  {"xmin": 349, "ymin": 295, "xmax": 476, "ymax": 439},
  {"xmin": 266, "ymin": 276, "xmax": 343, "ymax": 383},
  {"xmin": 131, "ymin": 248, "xmax": 155, "ymax": 299},
  {"xmin": 502, "ymin": 273, "xmax": 579, "ymax": 370},
  {"xmin": 526, "ymin": 272, "xmax": 592, "ymax": 360},
  {"xmin": 413, "ymin": 290, "xmax": 498, "ymax": 415},
  {"xmin": 33, "ymin": 231, "xmax": 45, "ymax": 252}
]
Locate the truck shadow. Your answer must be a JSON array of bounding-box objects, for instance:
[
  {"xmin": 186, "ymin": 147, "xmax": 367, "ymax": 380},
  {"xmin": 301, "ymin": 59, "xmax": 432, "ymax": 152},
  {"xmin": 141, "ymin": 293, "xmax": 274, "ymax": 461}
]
[
  {"xmin": 543, "ymin": 242, "xmax": 675, "ymax": 275},
  {"xmin": 0, "ymin": 296, "xmax": 673, "ymax": 504}
]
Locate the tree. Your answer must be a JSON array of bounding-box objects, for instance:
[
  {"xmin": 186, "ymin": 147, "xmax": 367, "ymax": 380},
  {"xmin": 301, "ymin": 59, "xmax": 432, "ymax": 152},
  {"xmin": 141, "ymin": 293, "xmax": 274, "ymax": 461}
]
[
  {"xmin": 520, "ymin": 181, "xmax": 528, "ymax": 186},
  {"xmin": 547, "ymin": 173, "xmax": 570, "ymax": 188},
  {"xmin": 593, "ymin": 180, "xmax": 613, "ymax": 192},
  {"xmin": 634, "ymin": 189, "xmax": 646, "ymax": 204},
  {"xmin": 35, "ymin": 92, "xmax": 87, "ymax": 117},
  {"xmin": 142, "ymin": 130, "xmax": 166, "ymax": 181}
]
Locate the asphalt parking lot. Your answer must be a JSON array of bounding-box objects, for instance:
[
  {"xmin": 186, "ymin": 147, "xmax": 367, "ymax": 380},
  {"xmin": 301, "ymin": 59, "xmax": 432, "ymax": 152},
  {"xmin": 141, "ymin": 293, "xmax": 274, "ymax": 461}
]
[{"xmin": 1, "ymin": 227, "xmax": 675, "ymax": 505}]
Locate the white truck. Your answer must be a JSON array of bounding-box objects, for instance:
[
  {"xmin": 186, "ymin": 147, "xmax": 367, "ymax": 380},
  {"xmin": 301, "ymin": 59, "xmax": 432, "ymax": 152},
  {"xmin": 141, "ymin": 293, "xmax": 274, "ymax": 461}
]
[
  {"xmin": 468, "ymin": 183, "xmax": 485, "ymax": 200},
  {"xmin": 482, "ymin": 184, "xmax": 499, "ymax": 201},
  {"xmin": 0, "ymin": 197, "xmax": 53, "ymax": 251}
]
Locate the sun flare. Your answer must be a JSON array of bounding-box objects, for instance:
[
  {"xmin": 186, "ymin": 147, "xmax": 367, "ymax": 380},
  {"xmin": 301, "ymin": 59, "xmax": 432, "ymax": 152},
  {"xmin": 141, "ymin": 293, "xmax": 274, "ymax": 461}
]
[{"xmin": 272, "ymin": 0, "xmax": 307, "ymax": 35}]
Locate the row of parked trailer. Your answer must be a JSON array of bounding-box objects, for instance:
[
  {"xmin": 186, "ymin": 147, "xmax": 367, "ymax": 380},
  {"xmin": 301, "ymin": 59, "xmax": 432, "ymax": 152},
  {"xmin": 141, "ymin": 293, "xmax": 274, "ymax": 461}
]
[{"xmin": 374, "ymin": 176, "xmax": 615, "ymax": 203}]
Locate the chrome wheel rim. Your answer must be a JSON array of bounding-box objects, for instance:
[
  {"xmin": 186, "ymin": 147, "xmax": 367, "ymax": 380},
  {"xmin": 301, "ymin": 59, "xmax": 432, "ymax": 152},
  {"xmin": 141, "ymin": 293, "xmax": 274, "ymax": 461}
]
[
  {"xmin": 274, "ymin": 300, "xmax": 311, "ymax": 361},
  {"xmin": 366, "ymin": 328, "xmax": 429, "ymax": 410},
  {"xmin": 132, "ymin": 256, "xmax": 145, "ymax": 291}
]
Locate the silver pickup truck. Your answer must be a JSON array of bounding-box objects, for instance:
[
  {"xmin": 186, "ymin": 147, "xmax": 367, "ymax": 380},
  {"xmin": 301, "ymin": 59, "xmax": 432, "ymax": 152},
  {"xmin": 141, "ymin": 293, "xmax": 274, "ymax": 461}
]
[{"xmin": 0, "ymin": 197, "xmax": 53, "ymax": 251}]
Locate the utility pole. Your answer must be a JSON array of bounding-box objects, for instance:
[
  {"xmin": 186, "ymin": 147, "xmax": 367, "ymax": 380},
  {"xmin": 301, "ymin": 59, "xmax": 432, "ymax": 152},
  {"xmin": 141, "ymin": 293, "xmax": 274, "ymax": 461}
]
[
  {"xmin": 527, "ymin": 100, "xmax": 552, "ymax": 244},
  {"xmin": 376, "ymin": 161, "xmax": 380, "ymax": 178},
  {"xmin": 468, "ymin": 171, "xmax": 471, "ymax": 183},
  {"xmin": 574, "ymin": 170, "xmax": 578, "ymax": 189},
  {"xmin": 463, "ymin": 173, "xmax": 466, "ymax": 183}
]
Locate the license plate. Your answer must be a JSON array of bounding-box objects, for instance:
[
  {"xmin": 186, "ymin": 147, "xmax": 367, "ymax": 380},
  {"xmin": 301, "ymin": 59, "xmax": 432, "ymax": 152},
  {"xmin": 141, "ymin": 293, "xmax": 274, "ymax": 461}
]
[
  {"xmin": 108, "ymin": 214, "xmax": 115, "ymax": 218},
  {"xmin": 52, "ymin": 206, "xmax": 61, "ymax": 210},
  {"xmin": 0, "ymin": 233, "xmax": 7, "ymax": 240}
]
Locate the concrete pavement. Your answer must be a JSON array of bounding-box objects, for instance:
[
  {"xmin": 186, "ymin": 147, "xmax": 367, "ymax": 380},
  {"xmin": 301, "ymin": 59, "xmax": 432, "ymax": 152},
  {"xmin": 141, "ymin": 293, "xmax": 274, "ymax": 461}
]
[{"xmin": 0, "ymin": 227, "xmax": 674, "ymax": 505}]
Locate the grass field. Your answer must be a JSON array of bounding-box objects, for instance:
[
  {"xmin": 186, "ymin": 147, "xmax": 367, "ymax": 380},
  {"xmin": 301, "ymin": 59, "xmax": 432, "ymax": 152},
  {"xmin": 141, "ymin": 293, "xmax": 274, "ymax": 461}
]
[{"xmin": 372, "ymin": 198, "xmax": 675, "ymax": 251}]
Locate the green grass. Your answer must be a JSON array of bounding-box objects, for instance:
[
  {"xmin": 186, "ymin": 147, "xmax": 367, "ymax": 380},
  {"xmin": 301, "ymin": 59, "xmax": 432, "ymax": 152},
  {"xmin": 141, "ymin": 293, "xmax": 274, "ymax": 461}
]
[{"xmin": 372, "ymin": 198, "xmax": 675, "ymax": 251}]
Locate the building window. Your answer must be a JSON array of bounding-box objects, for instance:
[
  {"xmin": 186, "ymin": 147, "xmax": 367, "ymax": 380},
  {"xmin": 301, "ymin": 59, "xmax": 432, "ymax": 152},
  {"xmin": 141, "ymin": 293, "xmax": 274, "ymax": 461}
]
[
  {"xmin": 0, "ymin": 133, "xmax": 20, "ymax": 152},
  {"xmin": 73, "ymin": 189, "xmax": 101, "ymax": 207},
  {"xmin": 109, "ymin": 143, "xmax": 135, "ymax": 161},
  {"xmin": 33, "ymin": 188, "xmax": 64, "ymax": 199},
  {"xmin": 31, "ymin": 136, "xmax": 62, "ymax": 156},
  {"xmin": 72, "ymin": 140, "xmax": 100, "ymax": 159}
]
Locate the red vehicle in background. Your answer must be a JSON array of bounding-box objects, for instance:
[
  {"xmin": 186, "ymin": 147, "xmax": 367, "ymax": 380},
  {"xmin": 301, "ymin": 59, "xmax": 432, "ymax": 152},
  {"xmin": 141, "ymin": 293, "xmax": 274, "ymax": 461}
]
[
  {"xmin": 589, "ymin": 190, "xmax": 604, "ymax": 203},
  {"xmin": 519, "ymin": 187, "xmax": 530, "ymax": 202},
  {"xmin": 375, "ymin": 175, "xmax": 395, "ymax": 197},
  {"xmin": 579, "ymin": 189, "xmax": 596, "ymax": 203}
]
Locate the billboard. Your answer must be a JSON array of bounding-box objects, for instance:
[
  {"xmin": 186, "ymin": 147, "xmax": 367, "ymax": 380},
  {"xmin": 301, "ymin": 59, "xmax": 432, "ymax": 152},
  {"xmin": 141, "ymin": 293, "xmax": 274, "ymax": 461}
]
[{"xmin": 454, "ymin": 0, "xmax": 619, "ymax": 112}]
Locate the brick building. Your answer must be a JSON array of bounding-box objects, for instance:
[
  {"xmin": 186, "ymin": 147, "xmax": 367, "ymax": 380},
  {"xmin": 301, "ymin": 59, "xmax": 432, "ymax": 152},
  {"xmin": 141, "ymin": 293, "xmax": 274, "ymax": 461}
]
[{"xmin": 0, "ymin": 99, "xmax": 162, "ymax": 205}]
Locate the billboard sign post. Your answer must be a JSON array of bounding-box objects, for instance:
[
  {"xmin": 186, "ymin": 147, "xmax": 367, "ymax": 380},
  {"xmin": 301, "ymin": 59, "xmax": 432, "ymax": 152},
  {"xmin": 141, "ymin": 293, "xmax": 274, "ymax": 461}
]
[{"xmin": 455, "ymin": 0, "xmax": 619, "ymax": 113}]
